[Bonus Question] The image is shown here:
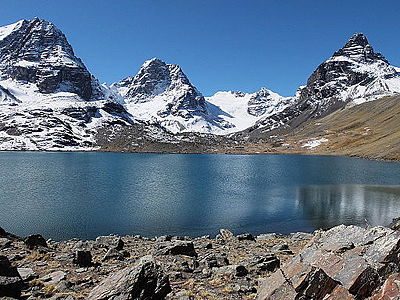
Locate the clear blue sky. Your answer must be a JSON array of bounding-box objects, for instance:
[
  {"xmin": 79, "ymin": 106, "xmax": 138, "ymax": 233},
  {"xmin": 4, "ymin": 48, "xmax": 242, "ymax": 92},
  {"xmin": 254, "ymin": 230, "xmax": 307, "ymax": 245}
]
[{"xmin": 1, "ymin": 0, "xmax": 400, "ymax": 96}]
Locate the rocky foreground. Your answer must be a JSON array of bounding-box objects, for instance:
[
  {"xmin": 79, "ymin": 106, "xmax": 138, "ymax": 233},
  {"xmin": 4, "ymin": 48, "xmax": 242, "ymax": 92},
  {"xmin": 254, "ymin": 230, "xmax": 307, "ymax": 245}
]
[{"xmin": 1, "ymin": 222, "xmax": 400, "ymax": 300}]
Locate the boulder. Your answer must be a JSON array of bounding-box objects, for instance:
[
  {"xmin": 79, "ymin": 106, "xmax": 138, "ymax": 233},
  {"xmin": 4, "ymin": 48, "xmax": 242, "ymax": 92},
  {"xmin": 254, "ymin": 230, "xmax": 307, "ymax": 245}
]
[
  {"xmin": 245, "ymin": 254, "xmax": 280, "ymax": 273},
  {"xmin": 24, "ymin": 234, "xmax": 47, "ymax": 249},
  {"xmin": 0, "ymin": 227, "xmax": 7, "ymax": 237},
  {"xmin": 86, "ymin": 255, "xmax": 171, "ymax": 300},
  {"xmin": 156, "ymin": 241, "xmax": 197, "ymax": 257},
  {"xmin": 95, "ymin": 235, "xmax": 124, "ymax": 251},
  {"xmin": 257, "ymin": 225, "xmax": 400, "ymax": 300},
  {"xmin": 0, "ymin": 256, "xmax": 24, "ymax": 298},
  {"xmin": 202, "ymin": 254, "xmax": 229, "ymax": 268},
  {"xmin": 73, "ymin": 250, "xmax": 92, "ymax": 267},
  {"xmin": 218, "ymin": 229, "xmax": 234, "ymax": 241},
  {"xmin": 237, "ymin": 233, "xmax": 255, "ymax": 241},
  {"xmin": 0, "ymin": 238, "xmax": 11, "ymax": 250}
]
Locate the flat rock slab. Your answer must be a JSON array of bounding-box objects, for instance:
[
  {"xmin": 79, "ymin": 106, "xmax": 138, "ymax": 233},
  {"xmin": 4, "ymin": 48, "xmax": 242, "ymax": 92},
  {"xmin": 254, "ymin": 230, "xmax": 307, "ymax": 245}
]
[{"xmin": 258, "ymin": 225, "xmax": 400, "ymax": 300}]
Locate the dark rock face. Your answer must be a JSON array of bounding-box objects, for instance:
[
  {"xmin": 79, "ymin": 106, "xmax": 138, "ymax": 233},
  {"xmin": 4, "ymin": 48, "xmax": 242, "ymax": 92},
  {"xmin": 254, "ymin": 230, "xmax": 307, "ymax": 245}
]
[
  {"xmin": 115, "ymin": 58, "xmax": 208, "ymax": 119},
  {"xmin": 73, "ymin": 250, "xmax": 92, "ymax": 267},
  {"xmin": 257, "ymin": 225, "xmax": 400, "ymax": 300},
  {"xmin": 156, "ymin": 241, "xmax": 197, "ymax": 257},
  {"xmin": 86, "ymin": 255, "xmax": 171, "ymax": 300},
  {"xmin": 0, "ymin": 256, "xmax": 24, "ymax": 298},
  {"xmin": 0, "ymin": 18, "xmax": 102, "ymax": 100},
  {"xmin": 24, "ymin": 234, "xmax": 47, "ymax": 249}
]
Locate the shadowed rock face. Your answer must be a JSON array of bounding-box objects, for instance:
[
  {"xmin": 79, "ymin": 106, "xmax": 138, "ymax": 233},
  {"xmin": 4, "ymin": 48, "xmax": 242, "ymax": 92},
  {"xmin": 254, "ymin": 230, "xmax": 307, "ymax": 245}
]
[
  {"xmin": 0, "ymin": 18, "xmax": 102, "ymax": 100},
  {"xmin": 257, "ymin": 225, "xmax": 400, "ymax": 300},
  {"xmin": 0, "ymin": 255, "xmax": 24, "ymax": 298}
]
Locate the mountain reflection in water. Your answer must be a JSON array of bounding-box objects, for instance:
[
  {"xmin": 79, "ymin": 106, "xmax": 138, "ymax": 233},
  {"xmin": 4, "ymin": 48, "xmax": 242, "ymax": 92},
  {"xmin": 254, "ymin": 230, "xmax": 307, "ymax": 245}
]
[{"xmin": 297, "ymin": 185, "xmax": 400, "ymax": 229}]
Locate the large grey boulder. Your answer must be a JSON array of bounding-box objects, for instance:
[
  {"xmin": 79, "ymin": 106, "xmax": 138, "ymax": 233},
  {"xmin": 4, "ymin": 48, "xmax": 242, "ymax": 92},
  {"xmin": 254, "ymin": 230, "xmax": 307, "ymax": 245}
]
[
  {"xmin": 87, "ymin": 255, "xmax": 171, "ymax": 300},
  {"xmin": 257, "ymin": 225, "xmax": 400, "ymax": 300}
]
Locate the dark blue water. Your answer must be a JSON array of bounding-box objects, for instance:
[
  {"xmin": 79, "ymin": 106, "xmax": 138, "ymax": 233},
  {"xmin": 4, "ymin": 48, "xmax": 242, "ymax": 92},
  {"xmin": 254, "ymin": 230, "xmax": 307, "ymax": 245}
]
[{"xmin": 0, "ymin": 152, "xmax": 400, "ymax": 240}]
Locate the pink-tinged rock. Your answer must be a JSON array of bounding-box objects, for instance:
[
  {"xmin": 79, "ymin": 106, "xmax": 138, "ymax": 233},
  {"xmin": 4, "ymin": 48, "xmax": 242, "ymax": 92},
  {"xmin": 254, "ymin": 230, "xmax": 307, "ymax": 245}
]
[
  {"xmin": 257, "ymin": 225, "xmax": 400, "ymax": 300},
  {"xmin": 324, "ymin": 285, "xmax": 355, "ymax": 300},
  {"xmin": 371, "ymin": 273, "xmax": 400, "ymax": 300}
]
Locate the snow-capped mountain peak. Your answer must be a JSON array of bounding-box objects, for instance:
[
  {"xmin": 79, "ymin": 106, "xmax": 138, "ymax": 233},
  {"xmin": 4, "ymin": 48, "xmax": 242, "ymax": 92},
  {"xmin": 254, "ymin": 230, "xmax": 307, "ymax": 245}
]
[
  {"xmin": 0, "ymin": 18, "xmax": 103, "ymax": 100},
  {"xmin": 299, "ymin": 32, "xmax": 400, "ymax": 109},
  {"xmin": 332, "ymin": 33, "xmax": 387, "ymax": 63},
  {"xmin": 112, "ymin": 58, "xmax": 231, "ymax": 134}
]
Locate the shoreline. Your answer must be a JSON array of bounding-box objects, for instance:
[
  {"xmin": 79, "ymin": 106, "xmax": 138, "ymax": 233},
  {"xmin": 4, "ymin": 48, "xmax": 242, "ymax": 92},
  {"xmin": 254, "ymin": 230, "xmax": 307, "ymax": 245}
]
[
  {"xmin": 2, "ymin": 220, "xmax": 400, "ymax": 299},
  {"xmin": 1, "ymin": 148, "xmax": 399, "ymax": 164},
  {"xmin": 1, "ymin": 226, "xmax": 313, "ymax": 299}
]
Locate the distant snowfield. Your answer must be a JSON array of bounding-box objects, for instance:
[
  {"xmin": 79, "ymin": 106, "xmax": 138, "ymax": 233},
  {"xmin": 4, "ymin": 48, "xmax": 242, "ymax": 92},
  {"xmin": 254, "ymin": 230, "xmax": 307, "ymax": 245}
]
[{"xmin": 206, "ymin": 91, "xmax": 258, "ymax": 133}]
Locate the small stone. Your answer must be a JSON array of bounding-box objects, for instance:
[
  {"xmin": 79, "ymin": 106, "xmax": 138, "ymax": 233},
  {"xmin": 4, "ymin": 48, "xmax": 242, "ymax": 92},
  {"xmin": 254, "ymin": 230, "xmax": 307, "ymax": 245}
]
[
  {"xmin": 290, "ymin": 232, "xmax": 313, "ymax": 241},
  {"xmin": 102, "ymin": 248, "xmax": 124, "ymax": 261},
  {"xmin": 156, "ymin": 235, "xmax": 173, "ymax": 242},
  {"xmin": 205, "ymin": 242, "xmax": 213, "ymax": 249},
  {"xmin": 235, "ymin": 265, "xmax": 249, "ymax": 277},
  {"xmin": 17, "ymin": 268, "xmax": 36, "ymax": 281},
  {"xmin": 256, "ymin": 233, "xmax": 284, "ymax": 241},
  {"xmin": 40, "ymin": 271, "xmax": 66, "ymax": 285},
  {"xmin": 203, "ymin": 254, "xmax": 229, "ymax": 268},
  {"xmin": 272, "ymin": 243, "xmax": 289, "ymax": 252}
]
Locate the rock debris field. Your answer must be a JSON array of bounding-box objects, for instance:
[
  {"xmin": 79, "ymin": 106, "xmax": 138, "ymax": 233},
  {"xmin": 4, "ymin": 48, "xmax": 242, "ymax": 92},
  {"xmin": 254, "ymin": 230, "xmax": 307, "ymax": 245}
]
[{"xmin": 1, "ymin": 222, "xmax": 400, "ymax": 299}]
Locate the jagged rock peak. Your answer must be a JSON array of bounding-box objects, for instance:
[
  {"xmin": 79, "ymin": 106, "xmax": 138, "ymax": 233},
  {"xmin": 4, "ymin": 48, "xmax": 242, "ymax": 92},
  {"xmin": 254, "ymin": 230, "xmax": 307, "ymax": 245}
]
[
  {"xmin": 0, "ymin": 18, "xmax": 102, "ymax": 100},
  {"xmin": 114, "ymin": 57, "xmax": 207, "ymax": 119},
  {"xmin": 332, "ymin": 32, "xmax": 388, "ymax": 63},
  {"xmin": 116, "ymin": 57, "xmax": 195, "ymax": 101}
]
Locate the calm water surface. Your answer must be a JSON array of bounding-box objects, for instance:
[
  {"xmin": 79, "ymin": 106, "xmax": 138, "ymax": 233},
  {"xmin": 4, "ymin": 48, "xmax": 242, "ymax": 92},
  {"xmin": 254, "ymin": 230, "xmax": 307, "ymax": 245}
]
[{"xmin": 0, "ymin": 152, "xmax": 400, "ymax": 240}]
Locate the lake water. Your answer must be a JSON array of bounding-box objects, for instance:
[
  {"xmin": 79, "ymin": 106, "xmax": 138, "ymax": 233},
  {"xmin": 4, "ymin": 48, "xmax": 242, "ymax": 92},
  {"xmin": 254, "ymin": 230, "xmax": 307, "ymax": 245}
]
[{"xmin": 0, "ymin": 152, "xmax": 400, "ymax": 241}]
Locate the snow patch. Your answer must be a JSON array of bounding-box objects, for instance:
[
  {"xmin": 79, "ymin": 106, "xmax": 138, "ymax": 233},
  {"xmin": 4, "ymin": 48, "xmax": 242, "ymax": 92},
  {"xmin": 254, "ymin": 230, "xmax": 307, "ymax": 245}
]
[{"xmin": 302, "ymin": 138, "xmax": 329, "ymax": 149}]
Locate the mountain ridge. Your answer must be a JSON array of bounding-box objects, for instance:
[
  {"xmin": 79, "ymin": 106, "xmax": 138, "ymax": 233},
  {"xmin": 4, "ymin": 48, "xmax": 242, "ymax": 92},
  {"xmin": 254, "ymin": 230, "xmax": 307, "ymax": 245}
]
[{"xmin": 0, "ymin": 18, "xmax": 399, "ymax": 154}]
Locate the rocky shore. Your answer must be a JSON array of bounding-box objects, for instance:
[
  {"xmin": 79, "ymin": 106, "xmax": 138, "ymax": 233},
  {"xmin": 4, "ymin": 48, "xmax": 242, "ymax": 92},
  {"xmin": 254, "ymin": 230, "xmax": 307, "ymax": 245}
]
[{"xmin": 1, "ymin": 222, "xmax": 400, "ymax": 300}]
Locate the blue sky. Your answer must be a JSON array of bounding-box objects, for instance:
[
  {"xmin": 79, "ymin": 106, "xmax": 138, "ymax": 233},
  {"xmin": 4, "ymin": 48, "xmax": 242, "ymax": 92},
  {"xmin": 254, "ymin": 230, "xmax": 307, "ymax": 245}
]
[{"xmin": 1, "ymin": 0, "xmax": 399, "ymax": 96}]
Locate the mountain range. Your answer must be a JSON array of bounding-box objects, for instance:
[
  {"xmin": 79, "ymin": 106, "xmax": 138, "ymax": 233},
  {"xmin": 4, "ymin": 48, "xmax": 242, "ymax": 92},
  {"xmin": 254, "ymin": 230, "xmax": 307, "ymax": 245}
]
[{"xmin": 0, "ymin": 18, "xmax": 399, "ymax": 155}]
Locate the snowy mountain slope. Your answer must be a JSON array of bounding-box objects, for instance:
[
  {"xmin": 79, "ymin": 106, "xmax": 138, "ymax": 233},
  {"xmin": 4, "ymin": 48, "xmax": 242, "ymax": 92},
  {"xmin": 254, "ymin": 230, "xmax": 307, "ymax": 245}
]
[
  {"xmin": 0, "ymin": 19, "xmax": 133, "ymax": 150},
  {"xmin": 0, "ymin": 18, "xmax": 107, "ymax": 100},
  {"xmin": 246, "ymin": 33, "xmax": 400, "ymax": 135},
  {"xmin": 206, "ymin": 89, "xmax": 294, "ymax": 133},
  {"xmin": 112, "ymin": 58, "xmax": 234, "ymax": 134}
]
